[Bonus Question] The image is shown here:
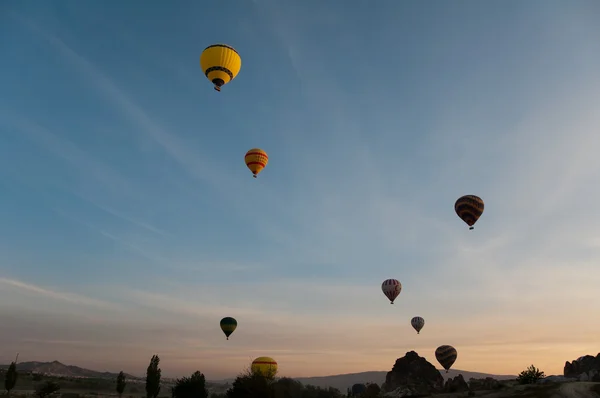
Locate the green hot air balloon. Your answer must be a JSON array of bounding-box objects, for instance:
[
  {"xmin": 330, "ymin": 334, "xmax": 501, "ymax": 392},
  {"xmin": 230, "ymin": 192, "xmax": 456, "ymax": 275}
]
[{"xmin": 220, "ymin": 317, "xmax": 237, "ymax": 340}]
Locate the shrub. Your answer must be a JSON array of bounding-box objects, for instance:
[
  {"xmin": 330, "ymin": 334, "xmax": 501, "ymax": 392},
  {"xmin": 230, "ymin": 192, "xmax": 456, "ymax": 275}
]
[
  {"xmin": 516, "ymin": 365, "xmax": 545, "ymax": 384},
  {"xmin": 34, "ymin": 381, "xmax": 60, "ymax": 398}
]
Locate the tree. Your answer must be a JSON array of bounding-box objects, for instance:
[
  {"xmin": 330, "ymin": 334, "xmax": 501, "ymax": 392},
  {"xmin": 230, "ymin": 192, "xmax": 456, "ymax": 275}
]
[
  {"xmin": 4, "ymin": 361, "xmax": 18, "ymax": 397},
  {"xmin": 145, "ymin": 354, "xmax": 162, "ymax": 398},
  {"xmin": 302, "ymin": 385, "xmax": 344, "ymax": 398},
  {"xmin": 34, "ymin": 381, "xmax": 60, "ymax": 398},
  {"xmin": 226, "ymin": 367, "xmax": 274, "ymax": 398},
  {"xmin": 171, "ymin": 371, "xmax": 208, "ymax": 398},
  {"xmin": 516, "ymin": 364, "xmax": 545, "ymax": 384},
  {"xmin": 272, "ymin": 377, "xmax": 303, "ymax": 398},
  {"xmin": 116, "ymin": 371, "xmax": 127, "ymax": 398}
]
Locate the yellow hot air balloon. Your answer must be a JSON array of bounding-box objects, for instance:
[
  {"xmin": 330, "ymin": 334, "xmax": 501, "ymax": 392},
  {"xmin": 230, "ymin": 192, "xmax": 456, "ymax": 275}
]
[
  {"xmin": 251, "ymin": 357, "xmax": 278, "ymax": 378},
  {"xmin": 200, "ymin": 44, "xmax": 242, "ymax": 92},
  {"xmin": 244, "ymin": 148, "xmax": 268, "ymax": 178}
]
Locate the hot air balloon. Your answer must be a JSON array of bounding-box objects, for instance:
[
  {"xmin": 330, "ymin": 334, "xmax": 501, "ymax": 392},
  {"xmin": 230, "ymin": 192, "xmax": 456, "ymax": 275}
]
[
  {"xmin": 455, "ymin": 195, "xmax": 484, "ymax": 230},
  {"xmin": 351, "ymin": 384, "xmax": 367, "ymax": 396},
  {"xmin": 381, "ymin": 279, "xmax": 402, "ymax": 304},
  {"xmin": 411, "ymin": 316, "xmax": 425, "ymax": 334},
  {"xmin": 435, "ymin": 345, "xmax": 457, "ymax": 373},
  {"xmin": 220, "ymin": 317, "xmax": 237, "ymax": 340},
  {"xmin": 245, "ymin": 148, "xmax": 268, "ymax": 178},
  {"xmin": 251, "ymin": 357, "xmax": 278, "ymax": 378},
  {"xmin": 200, "ymin": 44, "xmax": 242, "ymax": 92}
]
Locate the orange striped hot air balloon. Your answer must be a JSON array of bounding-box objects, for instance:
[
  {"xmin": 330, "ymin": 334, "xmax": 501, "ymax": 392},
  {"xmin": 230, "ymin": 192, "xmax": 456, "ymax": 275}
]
[{"xmin": 244, "ymin": 148, "xmax": 268, "ymax": 178}]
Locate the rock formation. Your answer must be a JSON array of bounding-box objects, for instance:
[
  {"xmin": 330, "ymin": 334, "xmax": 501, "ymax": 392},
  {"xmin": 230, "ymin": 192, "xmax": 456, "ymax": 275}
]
[
  {"xmin": 563, "ymin": 353, "xmax": 600, "ymax": 378},
  {"xmin": 442, "ymin": 374, "xmax": 469, "ymax": 393},
  {"xmin": 381, "ymin": 351, "xmax": 444, "ymax": 396},
  {"xmin": 468, "ymin": 377, "xmax": 503, "ymax": 391}
]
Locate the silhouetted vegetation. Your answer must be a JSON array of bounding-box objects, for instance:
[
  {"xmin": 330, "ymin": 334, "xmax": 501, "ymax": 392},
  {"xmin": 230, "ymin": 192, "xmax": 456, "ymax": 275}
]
[
  {"xmin": 116, "ymin": 371, "xmax": 127, "ymax": 398},
  {"xmin": 34, "ymin": 381, "xmax": 60, "ymax": 398},
  {"xmin": 224, "ymin": 368, "xmax": 344, "ymax": 398},
  {"xmin": 516, "ymin": 364, "xmax": 545, "ymax": 384},
  {"xmin": 171, "ymin": 371, "xmax": 208, "ymax": 398},
  {"xmin": 145, "ymin": 355, "xmax": 162, "ymax": 398},
  {"xmin": 4, "ymin": 362, "xmax": 18, "ymax": 397}
]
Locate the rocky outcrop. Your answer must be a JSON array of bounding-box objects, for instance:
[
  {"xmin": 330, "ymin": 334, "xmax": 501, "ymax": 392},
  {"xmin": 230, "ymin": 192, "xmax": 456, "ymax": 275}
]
[
  {"xmin": 468, "ymin": 377, "xmax": 503, "ymax": 391},
  {"xmin": 537, "ymin": 375, "xmax": 576, "ymax": 384},
  {"xmin": 381, "ymin": 351, "xmax": 444, "ymax": 396},
  {"xmin": 563, "ymin": 353, "xmax": 600, "ymax": 377},
  {"xmin": 578, "ymin": 369, "xmax": 600, "ymax": 382},
  {"xmin": 442, "ymin": 374, "xmax": 469, "ymax": 393}
]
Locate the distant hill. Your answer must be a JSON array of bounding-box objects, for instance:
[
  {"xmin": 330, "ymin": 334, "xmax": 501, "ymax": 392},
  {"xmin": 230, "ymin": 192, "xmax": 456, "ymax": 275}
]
[
  {"xmin": 0, "ymin": 361, "xmax": 138, "ymax": 380},
  {"xmin": 0, "ymin": 360, "xmax": 515, "ymax": 393},
  {"xmin": 291, "ymin": 369, "xmax": 516, "ymax": 392}
]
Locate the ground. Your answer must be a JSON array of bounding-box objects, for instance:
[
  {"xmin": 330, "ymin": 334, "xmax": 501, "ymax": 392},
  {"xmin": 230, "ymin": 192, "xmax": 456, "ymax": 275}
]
[
  {"xmin": 432, "ymin": 381, "xmax": 600, "ymax": 398},
  {"xmin": 1, "ymin": 372, "xmax": 599, "ymax": 398}
]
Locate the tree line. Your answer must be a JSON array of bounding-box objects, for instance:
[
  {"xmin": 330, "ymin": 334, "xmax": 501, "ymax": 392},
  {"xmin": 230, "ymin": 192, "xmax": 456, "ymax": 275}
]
[{"xmin": 3, "ymin": 353, "xmax": 379, "ymax": 398}]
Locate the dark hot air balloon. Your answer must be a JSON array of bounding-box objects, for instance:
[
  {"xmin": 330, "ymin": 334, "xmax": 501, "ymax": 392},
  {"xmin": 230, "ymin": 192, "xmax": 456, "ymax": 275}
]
[
  {"xmin": 220, "ymin": 317, "xmax": 237, "ymax": 340},
  {"xmin": 381, "ymin": 279, "xmax": 402, "ymax": 304},
  {"xmin": 435, "ymin": 345, "xmax": 457, "ymax": 373},
  {"xmin": 455, "ymin": 195, "xmax": 484, "ymax": 230},
  {"xmin": 411, "ymin": 316, "xmax": 425, "ymax": 334},
  {"xmin": 351, "ymin": 384, "xmax": 366, "ymax": 396}
]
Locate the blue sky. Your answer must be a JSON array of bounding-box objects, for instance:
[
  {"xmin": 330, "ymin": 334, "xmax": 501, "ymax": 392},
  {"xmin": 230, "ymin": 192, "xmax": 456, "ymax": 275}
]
[{"xmin": 1, "ymin": 0, "xmax": 600, "ymax": 379}]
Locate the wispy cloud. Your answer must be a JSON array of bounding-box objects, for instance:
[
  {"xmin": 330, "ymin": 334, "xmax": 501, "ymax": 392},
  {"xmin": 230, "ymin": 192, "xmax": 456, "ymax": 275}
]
[
  {"xmin": 51, "ymin": 208, "xmax": 174, "ymax": 266},
  {"xmin": 69, "ymin": 190, "xmax": 172, "ymax": 237},
  {"xmin": 0, "ymin": 277, "xmax": 116, "ymax": 310},
  {"xmin": 0, "ymin": 112, "xmax": 134, "ymax": 197},
  {"xmin": 11, "ymin": 14, "xmax": 228, "ymax": 191}
]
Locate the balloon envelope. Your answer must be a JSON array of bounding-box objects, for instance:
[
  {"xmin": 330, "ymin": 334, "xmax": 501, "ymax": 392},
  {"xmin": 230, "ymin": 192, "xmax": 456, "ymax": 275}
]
[
  {"xmin": 435, "ymin": 345, "xmax": 457, "ymax": 372},
  {"xmin": 455, "ymin": 195, "xmax": 484, "ymax": 230},
  {"xmin": 381, "ymin": 279, "xmax": 402, "ymax": 304},
  {"xmin": 245, "ymin": 148, "xmax": 269, "ymax": 178},
  {"xmin": 351, "ymin": 384, "xmax": 366, "ymax": 396},
  {"xmin": 251, "ymin": 357, "xmax": 278, "ymax": 378},
  {"xmin": 200, "ymin": 44, "xmax": 242, "ymax": 92},
  {"xmin": 220, "ymin": 317, "xmax": 237, "ymax": 340},
  {"xmin": 411, "ymin": 316, "xmax": 425, "ymax": 334}
]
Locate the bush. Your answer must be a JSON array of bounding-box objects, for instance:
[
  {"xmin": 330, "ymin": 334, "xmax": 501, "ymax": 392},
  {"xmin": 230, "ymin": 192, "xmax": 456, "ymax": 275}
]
[
  {"xmin": 516, "ymin": 365, "xmax": 545, "ymax": 384},
  {"xmin": 34, "ymin": 381, "xmax": 60, "ymax": 398},
  {"xmin": 171, "ymin": 371, "xmax": 208, "ymax": 398}
]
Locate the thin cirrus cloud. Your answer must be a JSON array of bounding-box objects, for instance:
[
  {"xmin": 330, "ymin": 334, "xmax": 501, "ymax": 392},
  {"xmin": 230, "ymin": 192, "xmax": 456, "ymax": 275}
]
[{"xmin": 1, "ymin": 1, "xmax": 600, "ymax": 380}]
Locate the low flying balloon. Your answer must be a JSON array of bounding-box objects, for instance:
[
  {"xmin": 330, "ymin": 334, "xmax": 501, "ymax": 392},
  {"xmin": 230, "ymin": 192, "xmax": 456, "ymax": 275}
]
[
  {"xmin": 435, "ymin": 345, "xmax": 458, "ymax": 373},
  {"xmin": 200, "ymin": 44, "xmax": 242, "ymax": 92},
  {"xmin": 220, "ymin": 317, "xmax": 237, "ymax": 340},
  {"xmin": 455, "ymin": 195, "xmax": 484, "ymax": 230},
  {"xmin": 381, "ymin": 279, "xmax": 402, "ymax": 304},
  {"xmin": 251, "ymin": 357, "xmax": 278, "ymax": 378},
  {"xmin": 411, "ymin": 316, "xmax": 425, "ymax": 334},
  {"xmin": 245, "ymin": 148, "xmax": 269, "ymax": 178},
  {"xmin": 351, "ymin": 384, "xmax": 367, "ymax": 396}
]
